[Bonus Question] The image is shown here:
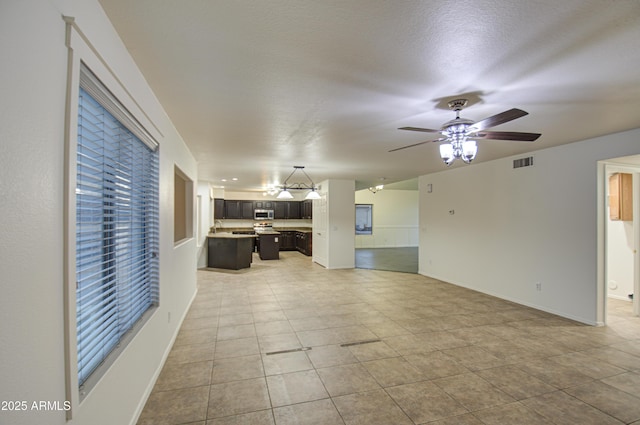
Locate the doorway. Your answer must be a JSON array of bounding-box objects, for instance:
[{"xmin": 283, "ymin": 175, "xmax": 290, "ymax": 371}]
[
  {"xmin": 599, "ymin": 156, "xmax": 640, "ymax": 325},
  {"xmin": 353, "ymin": 179, "xmax": 419, "ymax": 274}
]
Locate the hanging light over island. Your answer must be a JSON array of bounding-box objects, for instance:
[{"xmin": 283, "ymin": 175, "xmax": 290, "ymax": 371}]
[{"xmin": 277, "ymin": 166, "xmax": 321, "ymax": 200}]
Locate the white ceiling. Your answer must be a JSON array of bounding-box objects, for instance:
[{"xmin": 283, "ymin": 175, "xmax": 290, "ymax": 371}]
[{"xmin": 97, "ymin": 0, "xmax": 640, "ymax": 192}]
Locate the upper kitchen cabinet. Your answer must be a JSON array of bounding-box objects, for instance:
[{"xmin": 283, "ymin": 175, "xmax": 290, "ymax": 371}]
[
  {"xmin": 609, "ymin": 173, "xmax": 633, "ymax": 221},
  {"xmin": 214, "ymin": 198, "xmax": 225, "ymax": 220},
  {"xmin": 301, "ymin": 199, "xmax": 313, "ymax": 219},
  {"xmin": 254, "ymin": 200, "xmax": 274, "ymax": 209},
  {"xmin": 288, "ymin": 201, "xmax": 301, "ymax": 219},
  {"xmin": 242, "ymin": 200, "xmax": 255, "ymax": 219},
  {"xmin": 274, "ymin": 201, "xmax": 301, "ymax": 219},
  {"xmin": 224, "ymin": 200, "xmax": 255, "ymax": 219}
]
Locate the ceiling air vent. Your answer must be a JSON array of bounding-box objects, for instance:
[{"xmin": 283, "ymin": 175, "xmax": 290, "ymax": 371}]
[{"xmin": 513, "ymin": 156, "xmax": 534, "ymax": 169}]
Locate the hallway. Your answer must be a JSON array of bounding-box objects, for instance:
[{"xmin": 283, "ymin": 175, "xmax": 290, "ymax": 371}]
[{"xmin": 138, "ymin": 251, "xmax": 640, "ymax": 425}]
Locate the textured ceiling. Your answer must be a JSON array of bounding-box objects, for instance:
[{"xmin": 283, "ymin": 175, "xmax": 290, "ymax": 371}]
[{"xmin": 97, "ymin": 0, "xmax": 640, "ymax": 192}]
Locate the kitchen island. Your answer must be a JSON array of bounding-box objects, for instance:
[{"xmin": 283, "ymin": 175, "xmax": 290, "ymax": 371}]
[
  {"xmin": 256, "ymin": 231, "xmax": 280, "ymax": 260},
  {"xmin": 207, "ymin": 233, "xmax": 256, "ymax": 270}
]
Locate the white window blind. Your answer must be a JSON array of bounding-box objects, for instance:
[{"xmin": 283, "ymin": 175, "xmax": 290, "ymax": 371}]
[{"xmin": 76, "ymin": 65, "xmax": 159, "ymax": 386}]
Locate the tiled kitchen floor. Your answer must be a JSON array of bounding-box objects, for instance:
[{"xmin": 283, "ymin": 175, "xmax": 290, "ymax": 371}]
[{"xmin": 137, "ymin": 252, "xmax": 640, "ymax": 425}]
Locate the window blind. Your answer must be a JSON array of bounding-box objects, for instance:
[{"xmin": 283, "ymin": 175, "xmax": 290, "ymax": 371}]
[{"xmin": 76, "ymin": 67, "xmax": 159, "ymax": 386}]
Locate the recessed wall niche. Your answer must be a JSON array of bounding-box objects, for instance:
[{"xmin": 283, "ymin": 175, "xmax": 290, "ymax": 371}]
[{"xmin": 174, "ymin": 165, "xmax": 194, "ymax": 243}]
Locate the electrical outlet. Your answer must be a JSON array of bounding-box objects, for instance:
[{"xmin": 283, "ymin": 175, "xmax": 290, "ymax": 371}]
[
  {"xmin": 535, "ymin": 282, "xmax": 542, "ymax": 291},
  {"xmin": 168, "ymin": 312, "xmax": 171, "ymax": 323}
]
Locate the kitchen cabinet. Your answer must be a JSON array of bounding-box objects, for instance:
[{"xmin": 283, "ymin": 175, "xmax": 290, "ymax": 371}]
[
  {"xmin": 274, "ymin": 202, "xmax": 287, "ymax": 219},
  {"xmin": 609, "ymin": 173, "xmax": 633, "ymax": 221},
  {"xmin": 275, "ymin": 201, "xmax": 301, "ymax": 219},
  {"xmin": 301, "ymin": 199, "xmax": 313, "ymax": 219},
  {"xmin": 254, "ymin": 200, "xmax": 274, "ymax": 210},
  {"xmin": 258, "ymin": 233, "xmax": 280, "ymax": 260},
  {"xmin": 224, "ymin": 200, "xmax": 255, "ymax": 219},
  {"xmin": 278, "ymin": 231, "xmax": 297, "ymax": 251},
  {"xmin": 208, "ymin": 234, "xmax": 255, "ymax": 270},
  {"xmin": 216, "ymin": 198, "xmax": 311, "ymax": 220},
  {"xmin": 276, "ymin": 230, "xmax": 311, "ymax": 255},
  {"xmin": 224, "ymin": 200, "xmax": 241, "ymax": 219},
  {"xmin": 295, "ymin": 231, "xmax": 312, "ymax": 256},
  {"xmin": 214, "ymin": 198, "xmax": 225, "ymax": 220},
  {"xmin": 288, "ymin": 201, "xmax": 301, "ymax": 219},
  {"xmin": 242, "ymin": 200, "xmax": 255, "ymax": 219}
]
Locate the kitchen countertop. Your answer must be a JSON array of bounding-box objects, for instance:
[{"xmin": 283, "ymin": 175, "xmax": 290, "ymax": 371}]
[
  {"xmin": 207, "ymin": 232, "xmax": 256, "ymax": 238},
  {"xmin": 212, "ymin": 227, "xmax": 312, "ymax": 234}
]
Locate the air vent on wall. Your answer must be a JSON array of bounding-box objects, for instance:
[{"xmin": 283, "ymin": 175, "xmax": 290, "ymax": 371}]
[{"xmin": 513, "ymin": 156, "xmax": 534, "ymax": 169}]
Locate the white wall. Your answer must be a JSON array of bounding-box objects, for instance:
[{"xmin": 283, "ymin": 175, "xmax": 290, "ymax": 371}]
[
  {"xmin": 355, "ymin": 189, "xmax": 418, "ymax": 248},
  {"xmin": 313, "ymin": 180, "xmax": 355, "ymax": 269},
  {"xmin": 327, "ymin": 180, "xmax": 356, "ymax": 269},
  {"xmin": 419, "ymin": 128, "xmax": 640, "ymax": 325},
  {"xmin": 0, "ymin": 1, "xmax": 198, "ymax": 424}
]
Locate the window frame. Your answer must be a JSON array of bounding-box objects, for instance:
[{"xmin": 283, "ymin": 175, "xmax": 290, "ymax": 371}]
[
  {"xmin": 355, "ymin": 204, "xmax": 373, "ymax": 235},
  {"xmin": 63, "ymin": 17, "xmax": 163, "ymax": 417}
]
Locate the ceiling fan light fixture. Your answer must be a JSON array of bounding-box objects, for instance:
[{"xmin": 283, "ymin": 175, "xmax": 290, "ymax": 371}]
[
  {"xmin": 439, "ymin": 143, "xmax": 454, "ymax": 163},
  {"xmin": 368, "ymin": 184, "xmax": 384, "ymax": 194},
  {"xmin": 394, "ymin": 98, "xmax": 540, "ymax": 166},
  {"xmin": 462, "ymin": 140, "xmax": 477, "ymax": 163}
]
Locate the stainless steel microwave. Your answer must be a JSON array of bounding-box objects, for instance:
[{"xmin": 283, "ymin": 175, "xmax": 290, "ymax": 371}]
[{"xmin": 254, "ymin": 209, "xmax": 274, "ymax": 220}]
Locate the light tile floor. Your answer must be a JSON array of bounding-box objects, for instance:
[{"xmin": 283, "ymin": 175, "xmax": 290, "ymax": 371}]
[
  {"xmin": 137, "ymin": 252, "xmax": 640, "ymax": 425},
  {"xmin": 355, "ymin": 247, "xmax": 418, "ymax": 274}
]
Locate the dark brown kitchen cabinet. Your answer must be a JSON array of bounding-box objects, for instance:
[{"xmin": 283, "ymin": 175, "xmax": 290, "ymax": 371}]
[
  {"xmin": 241, "ymin": 201, "xmax": 255, "ymax": 219},
  {"xmin": 258, "ymin": 233, "xmax": 280, "ymax": 260},
  {"xmin": 295, "ymin": 231, "xmax": 312, "ymax": 256},
  {"xmin": 207, "ymin": 236, "xmax": 254, "ymax": 270},
  {"xmin": 224, "ymin": 200, "xmax": 241, "ymax": 219},
  {"xmin": 224, "ymin": 200, "xmax": 255, "ymax": 219},
  {"xmin": 216, "ymin": 198, "xmax": 310, "ymax": 220},
  {"xmin": 274, "ymin": 201, "xmax": 287, "ymax": 219},
  {"xmin": 274, "ymin": 201, "xmax": 301, "ymax": 219},
  {"xmin": 254, "ymin": 200, "xmax": 274, "ymax": 210},
  {"xmin": 301, "ymin": 199, "xmax": 313, "ymax": 219},
  {"xmin": 278, "ymin": 231, "xmax": 297, "ymax": 251},
  {"xmin": 214, "ymin": 198, "xmax": 225, "ymax": 219},
  {"xmin": 288, "ymin": 201, "xmax": 301, "ymax": 219}
]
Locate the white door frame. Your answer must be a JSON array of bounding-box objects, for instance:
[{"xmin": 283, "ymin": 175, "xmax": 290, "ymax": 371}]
[{"xmin": 597, "ymin": 159, "xmax": 640, "ymax": 325}]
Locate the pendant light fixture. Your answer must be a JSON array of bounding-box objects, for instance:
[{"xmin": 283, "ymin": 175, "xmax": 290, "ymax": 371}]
[{"xmin": 277, "ymin": 166, "xmax": 321, "ymax": 200}]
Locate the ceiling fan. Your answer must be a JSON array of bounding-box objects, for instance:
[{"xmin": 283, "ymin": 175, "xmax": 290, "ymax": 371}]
[{"xmin": 390, "ymin": 99, "xmax": 541, "ymax": 165}]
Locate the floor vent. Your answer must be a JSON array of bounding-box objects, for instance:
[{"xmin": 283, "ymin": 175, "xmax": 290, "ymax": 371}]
[
  {"xmin": 513, "ymin": 156, "xmax": 534, "ymax": 169},
  {"xmin": 340, "ymin": 339, "xmax": 381, "ymax": 347},
  {"xmin": 265, "ymin": 347, "xmax": 312, "ymax": 356}
]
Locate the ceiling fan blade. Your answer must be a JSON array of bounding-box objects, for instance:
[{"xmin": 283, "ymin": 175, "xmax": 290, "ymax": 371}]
[
  {"xmin": 473, "ymin": 131, "xmax": 541, "ymax": 141},
  {"xmin": 388, "ymin": 140, "xmax": 431, "ymax": 152},
  {"xmin": 468, "ymin": 108, "xmax": 529, "ymax": 132},
  {"xmin": 398, "ymin": 126, "xmax": 440, "ymax": 133}
]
